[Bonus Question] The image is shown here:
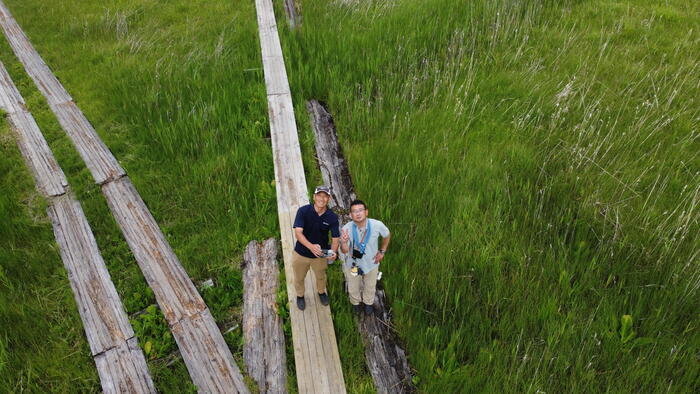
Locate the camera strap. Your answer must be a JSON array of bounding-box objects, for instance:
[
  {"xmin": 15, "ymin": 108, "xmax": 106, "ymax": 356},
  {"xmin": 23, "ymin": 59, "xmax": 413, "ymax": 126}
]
[{"xmin": 351, "ymin": 220, "xmax": 372, "ymax": 255}]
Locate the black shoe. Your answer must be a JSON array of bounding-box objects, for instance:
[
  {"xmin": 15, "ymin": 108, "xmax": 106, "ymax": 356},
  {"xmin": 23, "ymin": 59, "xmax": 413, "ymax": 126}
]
[
  {"xmin": 364, "ymin": 303, "xmax": 374, "ymax": 315},
  {"xmin": 319, "ymin": 292, "xmax": 330, "ymax": 306},
  {"xmin": 352, "ymin": 303, "xmax": 363, "ymax": 314},
  {"xmin": 296, "ymin": 296, "xmax": 305, "ymax": 311}
]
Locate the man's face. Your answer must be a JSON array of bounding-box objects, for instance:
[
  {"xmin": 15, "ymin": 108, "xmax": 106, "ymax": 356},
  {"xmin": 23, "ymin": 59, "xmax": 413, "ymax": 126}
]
[
  {"xmin": 350, "ymin": 204, "xmax": 367, "ymax": 223},
  {"xmin": 313, "ymin": 192, "xmax": 330, "ymax": 208}
]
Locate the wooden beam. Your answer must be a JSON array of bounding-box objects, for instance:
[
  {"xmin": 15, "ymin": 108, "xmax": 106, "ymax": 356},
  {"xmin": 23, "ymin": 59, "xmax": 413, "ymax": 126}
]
[
  {"xmin": 242, "ymin": 238, "xmax": 287, "ymax": 393},
  {"xmin": 254, "ymin": 1, "xmax": 346, "ymax": 392},
  {"xmin": 307, "ymin": 99, "xmax": 416, "ymax": 393}
]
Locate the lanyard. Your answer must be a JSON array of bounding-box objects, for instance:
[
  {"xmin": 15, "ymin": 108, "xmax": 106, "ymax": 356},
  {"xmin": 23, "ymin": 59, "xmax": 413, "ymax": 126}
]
[{"xmin": 352, "ymin": 220, "xmax": 372, "ymax": 254}]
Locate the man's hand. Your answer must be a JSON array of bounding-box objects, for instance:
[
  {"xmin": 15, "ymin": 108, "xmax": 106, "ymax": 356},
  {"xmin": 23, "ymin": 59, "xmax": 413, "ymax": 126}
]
[
  {"xmin": 309, "ymin": 244, "xmax": 323, "ymax": 257},
  {"xmin": 373, "ymin": 251, "xmax": 384, "ymax": 264},
  {"xmin": 340, "ymin": 229, "xmax": 350, "ymax": 245}
]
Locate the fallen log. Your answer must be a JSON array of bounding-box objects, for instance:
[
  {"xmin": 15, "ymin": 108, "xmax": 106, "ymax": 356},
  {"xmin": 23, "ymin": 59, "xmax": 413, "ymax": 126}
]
[
  {"xmin": 307, "ymin": 99, "xmax": 415, "ymax": 393},
  {"xmin": 282, "ymin": 0, "xmax": 301, "ymax": 29},
  {"xmin": 242, "ymin": 238, "xmax": 287, "ymax": 393}
]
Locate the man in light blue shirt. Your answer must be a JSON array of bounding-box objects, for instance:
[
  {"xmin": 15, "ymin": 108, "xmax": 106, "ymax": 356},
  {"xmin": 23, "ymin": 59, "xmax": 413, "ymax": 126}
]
[{"xmin": 340, "ymin": 199, "xmax": 391, "ymax": 314}]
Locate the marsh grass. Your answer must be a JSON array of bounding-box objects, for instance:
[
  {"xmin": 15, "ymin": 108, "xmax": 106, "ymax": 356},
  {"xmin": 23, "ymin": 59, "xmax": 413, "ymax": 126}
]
[{"xmin": 0, "ymin": 0, "xmax": 698, "ymax": 392}]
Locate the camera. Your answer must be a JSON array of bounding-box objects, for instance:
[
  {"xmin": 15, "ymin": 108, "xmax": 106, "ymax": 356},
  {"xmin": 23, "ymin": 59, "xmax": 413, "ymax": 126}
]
[
  {"xmin": 320, "ymin": 249, "xmax": 335, "ymax": 258},
  {"xmin": 352, "ymin": 249, "xmax": 364, "ymax": 259}
]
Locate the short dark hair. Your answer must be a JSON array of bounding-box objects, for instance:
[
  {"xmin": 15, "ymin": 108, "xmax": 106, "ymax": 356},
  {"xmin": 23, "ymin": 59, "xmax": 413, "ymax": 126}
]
[{"xmin": 350, "ymin": 199, "xmax": 367, "ymax": 210}]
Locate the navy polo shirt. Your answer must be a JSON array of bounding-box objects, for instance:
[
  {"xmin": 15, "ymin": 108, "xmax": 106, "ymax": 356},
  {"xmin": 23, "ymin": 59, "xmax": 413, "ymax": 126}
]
[{"xmin": 293, "ymin": 204, "xmax": 340, "ymax": 258}]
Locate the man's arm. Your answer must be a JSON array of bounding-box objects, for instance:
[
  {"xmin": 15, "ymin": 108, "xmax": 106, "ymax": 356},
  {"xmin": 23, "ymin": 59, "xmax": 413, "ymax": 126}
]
[
  {"xmin": 374, "ymin": 233, "xmax": 391, "ymax": 263},
  {"xmin": 294, "ymin": 227, "xmax": 322, "ymax": 257}
]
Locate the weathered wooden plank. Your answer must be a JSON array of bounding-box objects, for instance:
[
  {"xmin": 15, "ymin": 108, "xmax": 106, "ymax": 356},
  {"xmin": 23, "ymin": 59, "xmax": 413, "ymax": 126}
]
[
  {"xmin": 307, "ymin": 100, "xmax": 415, "ymax": 393},
  {"xmin": 50, "ymin": 101, "xmax": 125, "ymax": 184},
  {"xmin": 7, "ymin": 110, "xmax": 67, "ymax": 196},
  {"xmin": 49, "ymin": 195, "xmax": 133, "ymax": 355},
  {"xmin": 0, "ymin": 2, "xmax": 124, "ymax": 185},
  {"xmin": 102, "ymin": 176, "xmax": 206, "ymax": 323},
  {"xmin": 0, "ymin": 58, "xmax": 24, "ymax": 113},
  {"xmin": 102, "ymin": 176, "xmax": 250, "ymax": 392},
  {"xmin": 171, "ymin": 308, "xmax": 249, "ymax": 393},
  {"xmin": 0, "ymin": 2, "xmax": 72, "ymax": 105},
  {"xmin": 0, "ymin": 62, "xmax": 67, "ymax": 196},
  {"xmin": 94, "ymin": 337, "xmax": 157, "ymax": 394},
  {"xmin": 242, "ymin": 238, "xmax": 287, "ymax": 393},
  {"xmin": 255, "ymin": 0, "xmax": 346, "ymax": 392}
]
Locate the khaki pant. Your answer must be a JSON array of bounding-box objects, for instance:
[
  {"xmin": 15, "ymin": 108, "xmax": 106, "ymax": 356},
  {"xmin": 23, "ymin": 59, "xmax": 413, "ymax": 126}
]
[
  {"xmin": 344, "ymin": 266, "xmax": 379, "ymax": 305},
  {"xmin": 292, "ymin": 251, "xmax": 328, "ymax": 297}
]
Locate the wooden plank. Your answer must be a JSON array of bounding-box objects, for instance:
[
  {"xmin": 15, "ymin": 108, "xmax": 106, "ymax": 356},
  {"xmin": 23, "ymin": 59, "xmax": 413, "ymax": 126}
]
[
  {"xmin": 0, "ymin": 2, "xmax": 72, "ymax": 105},
  {"xmin": 307, "ymin": 100, "xmax": 415, "ymax": 393},
  {"xmin": 50, "ymin": 101, "xmax": 125, "ymax": 184},
  {"xmin": 254, "ymin": 1, "xmax": 346, "ymax": 392},
  {"xmin": 0, "ymin": 62, "xmax": 66, "ymax": 196},
  {"xmin": 102, "ymin": 176, "xmax": 206, "ymax": 323},
  {"xmin": 171, "ymin": 308, "xmax": 249, "ymax": 392},
  {"xmin": 0, "ymin": 1, "xmax": 124, "ymax": 185},
  {"xmin": 94, "ymin": 337, "xmax": 157, "ymax": 394},
  {"xmin": 242, "ymin": 238, "xmax": 287, "ymax": 393},
  {"xmin": 0, "ymin": 3, "xmax": 251, "ymax": 390},
  {"xmin": 0, "ymin": 59, "xmax": 154, "ymax": 393}
]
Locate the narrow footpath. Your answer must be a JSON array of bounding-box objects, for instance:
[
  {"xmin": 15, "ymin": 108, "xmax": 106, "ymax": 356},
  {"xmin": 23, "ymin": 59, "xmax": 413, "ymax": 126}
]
[{"xmin": 254, "ymin": 0, "xmax": 346, "ymax": 392}]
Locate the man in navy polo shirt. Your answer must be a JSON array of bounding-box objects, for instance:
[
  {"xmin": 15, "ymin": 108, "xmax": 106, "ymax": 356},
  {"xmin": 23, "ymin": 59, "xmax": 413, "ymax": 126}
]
[{"xmin": 292, "ymin": 185, "xmax": 340, "ymax": 310}]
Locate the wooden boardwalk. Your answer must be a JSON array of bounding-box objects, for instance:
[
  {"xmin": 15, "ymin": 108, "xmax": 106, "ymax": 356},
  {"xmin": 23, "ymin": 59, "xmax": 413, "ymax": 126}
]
[
  {"xmin": 254, "ymin": 0, "xmax": 346, "ymax": 392},
  {"xmin": 0, "ymin": 60, "xmax": 156, "ymax": 393},
  {"xmin": 0, "ymin": 2, "xmax": 248, "ymax": 392}
]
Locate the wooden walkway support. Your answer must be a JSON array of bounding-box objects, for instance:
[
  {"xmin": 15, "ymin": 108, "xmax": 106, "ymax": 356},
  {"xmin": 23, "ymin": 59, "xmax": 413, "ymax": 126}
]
[
  {"xmin": 0, "ymin": 60, "xmax": 156, "ymax": 393},
  {"xmin": 242, "ymin": 239, "xmax": 287, "ymax": 393},
  {"xmin": 308, "ymin": 100, "xmax": 415, "ymax": 393},
  {"xmin": 0, "ymin": 2, "xmax": 249, "ymax": 392},
  {"xmin": 254, "ymin": 0, "xmax": 346, "ymax": 392}
]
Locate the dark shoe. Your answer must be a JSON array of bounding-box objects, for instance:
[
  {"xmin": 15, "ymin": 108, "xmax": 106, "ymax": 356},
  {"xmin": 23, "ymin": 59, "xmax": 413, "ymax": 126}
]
[
  {"xmin": 352, "ymin": 303, "xmax": 363, "ymax": 314},
  {"xmin": 296, "ymin": 296, "xmax": 305, "ymax": 310},
  {"xmin": 364, "ymin": 303, "xmax": 374, "ymax": 315},
  {"xmin": 319, "ymin": 292, "xmax": 330, "ymax": 306}
]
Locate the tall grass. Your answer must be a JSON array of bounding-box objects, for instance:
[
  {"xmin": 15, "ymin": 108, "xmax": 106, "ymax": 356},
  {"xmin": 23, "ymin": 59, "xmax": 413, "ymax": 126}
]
[
  {"xmin": 283, "ymin": 0, "xmax": 699, "ymax": 391},
  {"xmin": 0, "ymin": 0, "xmax": 697, "ymax": 392}
]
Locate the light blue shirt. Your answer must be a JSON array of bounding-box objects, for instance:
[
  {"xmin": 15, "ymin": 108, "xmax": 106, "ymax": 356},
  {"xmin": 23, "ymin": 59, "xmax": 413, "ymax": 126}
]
[{"xmin": 342, "ymin": 219, "xmax": 390, "ymax": 274}]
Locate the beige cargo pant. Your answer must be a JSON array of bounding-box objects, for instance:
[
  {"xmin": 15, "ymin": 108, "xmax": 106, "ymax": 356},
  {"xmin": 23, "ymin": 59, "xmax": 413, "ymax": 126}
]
[
  {"xmin": 344, "ymin": 266, "xmax": 379, "ymax": 305},
  {"xmin": 292, "ymin": 251, "xmax": 328, "ymax": 297}
]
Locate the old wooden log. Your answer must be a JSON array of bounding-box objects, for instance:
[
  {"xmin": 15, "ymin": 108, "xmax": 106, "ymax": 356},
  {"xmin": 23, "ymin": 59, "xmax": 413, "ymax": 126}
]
[
  {"xmin": 307, "ymin": 99, "xmax": 415, "ymax": 393},
  {"xmin": 242, "ymin": 238, "xmax": 287, "ymax": 393},
  {"xmin": 282, "ymin": 0, "xmax": 301, "ymax": 29}
]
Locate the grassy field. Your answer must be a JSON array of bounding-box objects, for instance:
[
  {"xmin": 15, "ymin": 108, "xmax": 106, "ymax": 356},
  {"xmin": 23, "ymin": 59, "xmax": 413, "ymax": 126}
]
[{"xmin": 1, "ymin": 0, "xmax": 698, "ymax": 392}]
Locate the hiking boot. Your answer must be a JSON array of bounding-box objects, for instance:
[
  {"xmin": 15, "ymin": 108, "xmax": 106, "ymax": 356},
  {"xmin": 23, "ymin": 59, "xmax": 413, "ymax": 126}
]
[
  {"xmin": 352, "ymin": 303, "xmax": 363, "ymax": 314},
  {"xmin": 296, "ymin": 296, "xmax": 305, "ymax": 311},
  {"xmin": 364, "ymin": 303, "xmax": 374, "ymax": 315},
  {"xmin": 319, "ymin": 292, "xmax": 330, "ymax": 306}
]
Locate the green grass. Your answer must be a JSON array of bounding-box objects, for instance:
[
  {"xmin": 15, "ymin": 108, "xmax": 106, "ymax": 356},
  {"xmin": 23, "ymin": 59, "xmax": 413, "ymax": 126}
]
[{"xmin": 0, "ymin": 0, "xmax": 698, "ymax": 392}]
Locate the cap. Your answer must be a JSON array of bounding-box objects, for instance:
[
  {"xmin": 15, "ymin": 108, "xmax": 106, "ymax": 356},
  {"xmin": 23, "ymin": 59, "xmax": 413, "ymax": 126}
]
[{"xmin": 314, "ymin": 185, "xmax": 331, "ymax": 195}]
